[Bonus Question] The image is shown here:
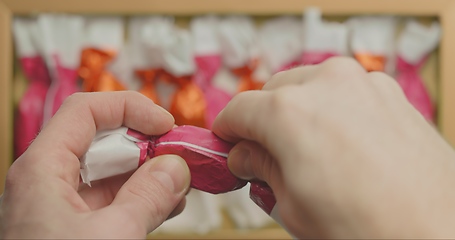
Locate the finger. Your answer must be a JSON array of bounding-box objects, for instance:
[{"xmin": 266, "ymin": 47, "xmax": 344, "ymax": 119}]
[
  {"xmin": 78, "ymin": 157, "xmax": 190, "ymax": 212},
  {"xmin": 17, "ymin": 91, "xmax": 175, "ymax": 189},
  {"xmin": 110, "ymin": 155, "xmax": 190, "ymax": 233},
  {"xmin": 167, "ymin": 198, "xmax": 186, "ymax": 220},
  {"xmin": 213, "ymin": 90, "xmax": 274, "ymax": 144},
  {"xmin": 367, "ymin": 71, "xmax": 407, "ymax": 101},
  {"xmin": 213, "ymin": 88, "xmax": 299, "ymax": 159},
  {"xmin": 262, "ymin": 64, "xmax": 319, "ymax": 90},
  {"xmin": 263, "ymin": 57, "xmax": 366, "ymax": 91},
  {"xmin": 78, "ymin": 171, "xmax": 134, "ymax": 210},
  {"xmin": 228, "ymin": 140, "xmax": 284, "ymax": 192}
]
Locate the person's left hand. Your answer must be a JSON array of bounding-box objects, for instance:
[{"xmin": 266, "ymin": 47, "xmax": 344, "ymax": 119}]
[{"xmin": 0, "ymin": 91, "xmax": 191, "ymax": 239}]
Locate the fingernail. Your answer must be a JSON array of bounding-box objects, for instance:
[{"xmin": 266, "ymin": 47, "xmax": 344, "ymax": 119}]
[
  {"xmin": 150, "ymin": 155, "xmax": 190, "ymax": 194},
  {"xmin": 228, "ymin": 149, "xmax": 254, "ymax": 180},
  {"xmin": 156, "ymin": 104, "xmax": 175, "ymax": 121}
]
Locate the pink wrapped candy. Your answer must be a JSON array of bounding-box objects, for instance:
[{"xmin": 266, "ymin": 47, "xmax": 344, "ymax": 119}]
[
  {"xmin": 149, "ymin": 125, "xmax": 247, "ymax": 194},
  {"xmin": 81, "ymin": 125, "xmax": 246, "ymax": 194}
]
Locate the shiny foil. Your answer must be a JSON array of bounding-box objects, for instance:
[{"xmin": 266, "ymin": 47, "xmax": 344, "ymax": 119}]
[
  {"xmin": 15, "ymin": 56, "xmax": 51, "ymax": 159},
  {"xmin": 396, "ymin": 56, "xmax": 434, "ymax": 122},
  {"xmin": 301, "ymin": 52, "xmax": 337, "ymax": 65},
  {"xmin": 78, "ymin": 48, "xmax": 126, "ymax": 92},
  {"xmin": 231, "ymin": 60, "xmax": 264, "ymax": 92},
  {"xmin": 354, "ymin": 53, "xmax": 386, "ymax": 72},
  {"xmin": 161, "ymin": 72, "xmax": 207, "ymax": 128},
  {"xmin": 136, "ymin": 69, "xmax": 161, "ymax": 104},
  {"xmin": 194, "ymin": 55, "xmax": 232, "ymax": 129},
  {"xmin": 150, "ymin": 125, "xmax": 247, "ymax": 194}
]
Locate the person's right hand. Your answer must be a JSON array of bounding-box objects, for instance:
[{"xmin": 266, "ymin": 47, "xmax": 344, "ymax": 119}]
[{"xmin": 212, "ymin": 57, "xmax": 455, "ymax": 238}]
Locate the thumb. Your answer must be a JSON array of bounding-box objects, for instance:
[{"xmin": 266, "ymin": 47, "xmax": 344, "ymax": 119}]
[
  {"xmin": 228, "ymin": 140, "xmax": 284, "ymax": 191},
  {"xmin": 110, "ymin": 154, "xmax": 190, "ymax": 233}
]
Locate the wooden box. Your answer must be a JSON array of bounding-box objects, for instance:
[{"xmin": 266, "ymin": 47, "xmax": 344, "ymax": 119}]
[{"xmin": 0, "ymin": 1, "xmax": 454, "ymax": 238}]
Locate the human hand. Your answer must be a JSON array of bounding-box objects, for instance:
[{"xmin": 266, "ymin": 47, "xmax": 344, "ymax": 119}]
[
  {"xmin": 213, "ymin": 57, "xmax": 455, "ymax": 238},
  {"xmin": 0, "ymin": 91, "xmax": 190, "ymax": 239}
]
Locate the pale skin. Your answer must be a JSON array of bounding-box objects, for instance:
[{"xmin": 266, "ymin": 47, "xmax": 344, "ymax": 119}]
[
  {"xmin": 0, "ymin": 91, "xmax": 191, "ymax": 238},
  {"xmin": 2, "ymin": 57, "xmax": 455, "ymax": 238},
  {"xmin": 213, "ymin": 57, "xmax": 455, "ymax": 238}
]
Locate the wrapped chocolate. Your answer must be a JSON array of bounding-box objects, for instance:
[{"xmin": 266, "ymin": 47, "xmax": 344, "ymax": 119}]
[
  {"xmin": 150, "ymin": 25, "xmax": 207, "ymax": 127},
  {"xmin": 396, "ymin": 20, "xmax": 441, "ymax": 123},
  {"xmin": 81, "ymin": 125, "xmax": 246, "ymax": 194},
  {"xmin": 13, "ymin": 18, "xmax": 51, "ymax": 158},
  {"xmin": 78, "ymin": 17, "xmax": 126, "ymax": 92},
  {"xmin": 80, "ymin": 127, "xmax": 149, "ymax": 184},
  {"xmin": 349, "ymin": 16, "xmax": 397, "ymax": 74},
  {"xmin": 301, "ymin": 8, "xmax": 348, "ymax": 65},
  {"xmin": 37, "ymin": 14, "xmax": 84, "ymax": 121},
  {"xmin": 191, "ymin": 16, "xmax": 232, "ymax": 129},
  {"xmin": 108, "ymin": 43, "xmax": 137, "ymax": 91},
  {"xmin": 259, "ymin": 16, "xmax": 302, "ymax": 74},
  {"xmin": 249, "ymin": 181, "xmax": 294, "ymax": 237},
  {"xmin": 218, "ymin": 16, "xmax": 265, "ymax": 92},
  {"xmin": 130, "ymin": 17, "xmax": 170, "ymax": 104},
  {"xmin": 151, "ymin": 125, "xmax": 246, "ymax": 193}
]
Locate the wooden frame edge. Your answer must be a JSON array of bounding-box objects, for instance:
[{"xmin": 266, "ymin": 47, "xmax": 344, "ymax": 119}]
[
  {"xmin": 3, "ymin": 0, "xmax": 452, "ymax": 16},
  {"xmin": 439, "ymin": 1, "xmax": 455, "ymax": 146},
  {"xmin": 0, "ymin": 0, "xmax": 12, "ymax": 193}
]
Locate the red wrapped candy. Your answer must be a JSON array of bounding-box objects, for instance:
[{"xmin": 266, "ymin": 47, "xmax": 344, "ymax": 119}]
[
  {"xmin": 150, "ymin": 125, "xmax": 246, "ymax": 194},
  {"xmin": 81, "ymin": 125, "xmax": 246, "ymax": 194}
]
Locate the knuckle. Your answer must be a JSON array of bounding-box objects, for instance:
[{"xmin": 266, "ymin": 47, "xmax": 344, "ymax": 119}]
[
  {"xmin": 4, "ymin": 165, "xmax": 19, "ymax": 191},
  {"xmin": 268, "ymin": 88, "xmax": 292, "ymax": 110},
  {"xmin": 323, "ymin": 56, "xmax": 362, "ymax": 69},
  {"xmin": 368, "ymin": 72, "xmax": 403, "ymax": 94},
  {"xmin": 58, "ymin": 92, "xmax": 90, "ymax": 113},
  {"xmin": 62, "ymin": 92, "xmax": 88, "ymax": 106},
  {"xmin": 266, "ymin": 87, "xmax": 312, "ymax": 134},
  {"xmin": 3, "ymin": 157, "xmax": 33, "ymax": 192},
  {"xmin": 257, "ymin": 154, "xmax": 276, "ymax": 183},
  {"xmin": 319, "ymin": 57, "xmax": 366, "ymax": 80},
  {"xmin": 263, "ymin": 70, "xmax": 292, "ymax": 90},
  {"xmin": 269, "ymin": 87, "xmax": 314, "ymax": 118},
  {"xmin": 269, "ymin": 70, "xmax": 288, "ymax": 83}
]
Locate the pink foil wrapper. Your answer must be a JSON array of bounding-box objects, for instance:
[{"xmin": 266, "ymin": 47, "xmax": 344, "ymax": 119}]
[
  {"xmin": 49, "ymin": 55, "xmax": 80, "ymax": 115},
  {"xmin": 150, "ymin": 125, "xmax": 247, "ymax": 194},
  {"xmin": 14, "ymin": 56, "xmax": 51, "ymax": 158},
  {"xmin": 194, "ymin": 55, "xmax": 232, "ymax": 129},
  {"xmin": 276, "ymin": 60, "xmax": 301, "ymax": 73},
  {"xmin": 396, "ymin": 56, "xmax": 434, "ymax": 122},
  {"xmin": 301, "ymin": 52, "xmax": 337, "ymax": 65},
  {"xmin": 249, "ymin": 181, "xmax": 277, "ymax": 215}
]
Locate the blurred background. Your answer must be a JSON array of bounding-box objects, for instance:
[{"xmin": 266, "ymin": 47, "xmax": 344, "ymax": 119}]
[{"xmin": 1, "ymin": 0, "xmax": 445, "ymax": 238}]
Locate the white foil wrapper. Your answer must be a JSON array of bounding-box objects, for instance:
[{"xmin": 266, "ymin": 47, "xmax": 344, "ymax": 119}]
[
  {"xmin": 397, "ymin": 20, "xmax": 441, "ymax": 64},
  {"xmin": 80, "ymin": 127, "xmax": 146, "ymax": 186},
  {"xmin": 259, "ymin": 16, "xmax": 302, "ymax": 74}
]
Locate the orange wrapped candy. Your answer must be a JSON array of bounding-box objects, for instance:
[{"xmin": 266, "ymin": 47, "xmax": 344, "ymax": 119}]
[{"xmin": 79, "ymin": 48, "xmax": 126, "ymax": 92}]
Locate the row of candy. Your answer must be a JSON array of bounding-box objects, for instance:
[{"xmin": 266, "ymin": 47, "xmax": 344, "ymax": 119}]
[
  {"xmin": 11, "ymin": 8, "xmax": 442, "ymax": 234},
  {"xmin": 13, "ymin": 8, "xmax": 440, "ymax": 160}
]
